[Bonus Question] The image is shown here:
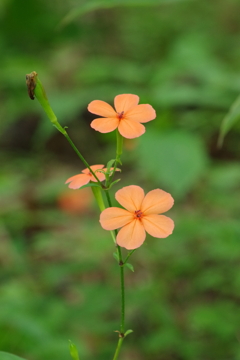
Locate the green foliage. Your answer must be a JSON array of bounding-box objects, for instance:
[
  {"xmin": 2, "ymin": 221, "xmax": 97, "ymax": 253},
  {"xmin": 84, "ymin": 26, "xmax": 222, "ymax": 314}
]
[
  {"xmin": 60, "ymin": 0, "xmax": 190, "ymax": 27},
  {"xmin": 0, "ymin": 353, "xmax": 27, "ymax": 360},
  {"xmin": 137, "ymin": 130, "xmax": 208, "ymax": 199},
  {"xmin": 125, "ymin": 263, "xmax": 134, "ymax": 272},
  {"xmin": 69, "ymin": 341, "xmax": 80, "ymax": 360},
  {"xmin": 219, "ymin": 94, "xmax": 240, "ymax": 146}
]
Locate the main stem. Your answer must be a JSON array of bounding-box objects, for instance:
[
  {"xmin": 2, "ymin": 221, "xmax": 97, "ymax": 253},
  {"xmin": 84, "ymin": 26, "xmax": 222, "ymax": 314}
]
[
  {"xmin": 106, "ymin": 190, "xmax": 126, "ymax": 360},
  {"xmin": 118, "ymin": 245, "xmax": 125, "ymax": 334}
]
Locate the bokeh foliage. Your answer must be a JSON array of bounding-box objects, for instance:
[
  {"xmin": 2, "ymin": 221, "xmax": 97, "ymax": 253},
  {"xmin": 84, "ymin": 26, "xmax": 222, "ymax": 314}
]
[{"xmin": 1, "ymin": 0, "xmax": 240, "ymax": 359}]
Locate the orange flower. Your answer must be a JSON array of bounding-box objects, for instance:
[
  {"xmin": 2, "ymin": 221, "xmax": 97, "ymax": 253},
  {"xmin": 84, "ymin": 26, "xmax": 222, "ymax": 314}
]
[
  {"xmin": 65, "ymin": 164, "xmax": 106, "ymax": 189},
  {"xmin": 88, "ymin": 94, "xmax": 156, "ymax": 139},
  {"xmin": 100, "ymin": 185, "xmax": 174, "ymax": 250}
]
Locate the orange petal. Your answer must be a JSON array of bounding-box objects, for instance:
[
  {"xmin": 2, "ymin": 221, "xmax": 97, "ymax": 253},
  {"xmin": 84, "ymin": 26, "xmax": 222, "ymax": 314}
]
[
  {"xmin": 115, "ymin": 185, "xmax": 144, "ymax": 212},
  {"xmin": 116, "ymin": 219, "xmax": 146, "ymax": 250},
  {"xmin": 142, "ymin": 214, "xmax": 174, "ymax": 238},
  {"xmin": 100, "ymin": 207, "xmax": 133, "ymax": 230},
  {"xmin": 88, "ymin": 100, "xmax": 116, "ymax": 117},
  {"xmin": 114, "ymin": 94, "xmax": 139, "ymax": 113},
  {"xmin": 141, "ymin": 189, "xmax": 174, "ymax": 215},
  {"xmin": 82, "ymin": 165, "xmax": 104, "ymax": 174},
  {"xmin": 90, "ymin": 172, "xmax": 106, "ymax": 182},
  {"xmin": 125, "ymin": 104, "xmax": 156, "ymax": 123},
  {"xmin": 65, "ymin": 174, "xmax": 90, "ymax": 189},
  {"xmin": 118, "ymin": 119, "xmax": 145, "ymax": 139},
  {"xmin": 91, "ymin": 117, "xmax": 119, "ymax": 133},
  {"xmin": 81, "ymin": 165, "xmax": 106, "ymax": 182}
]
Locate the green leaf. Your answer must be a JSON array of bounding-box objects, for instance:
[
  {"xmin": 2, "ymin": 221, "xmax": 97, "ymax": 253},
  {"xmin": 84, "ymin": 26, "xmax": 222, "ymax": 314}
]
[
  {"xmin": 125, "ymin": 263, "xmax": 134, "ymax": 272},
  {"xmin": 124, "ymin": 329, "xmax": 134, "ymax": 337},
  {"xmin": 106, "ymin": 159, "xmax": 116, "ymax": 171},
  {"xmin": 78, "ymin": 182, "xmax": 102, "ymax": 190},
  {"xmin": 0, "ymin": 352, "xmax": 28, "ymax": 360},
  {"xmin": 69, "ymin": 340, "xmax": 80, "ymax": 360},
  {"xmin": 113, "ymin": 252, "xmax": 119, "ymax": 262},
  {"xmin": 138, "ymin": 130, "xmax": 207, "ymax": 199},
  {"xmin": 59, "ymin": 0, "xmax": 190, "ymax": 27},
  {"xmin": 108, "ymin": 178, "xmax": 121, "ymax": 190},
  {"xmin": 218, "ymin": 94, "xmax": 240, "ymax": 147}
]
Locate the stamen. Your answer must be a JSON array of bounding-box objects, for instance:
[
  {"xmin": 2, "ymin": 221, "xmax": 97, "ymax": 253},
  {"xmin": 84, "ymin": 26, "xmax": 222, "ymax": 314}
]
[
  {"xmin": 134, "ymin": 210, "xmax": 143, "ymax": 219},
  {"xmin": 118, "ymin": 111, "xmax": 124, "ymax": 120}
]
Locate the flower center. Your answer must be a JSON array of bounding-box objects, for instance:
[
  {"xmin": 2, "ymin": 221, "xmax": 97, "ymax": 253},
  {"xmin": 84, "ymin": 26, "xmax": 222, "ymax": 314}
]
[
  {"xmin": 134, "ymin": 210, "xmax": 143, "ymax": 219},
  {"xmin": 117, "ymin": 111, "xmax": 124, "ymax": 120}
]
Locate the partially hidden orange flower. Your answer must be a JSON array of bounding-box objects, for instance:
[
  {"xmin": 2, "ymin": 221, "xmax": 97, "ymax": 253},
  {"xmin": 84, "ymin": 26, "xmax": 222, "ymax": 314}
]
[
  {"xmin": 100, "ymin": 185, "xmax": 174, "ymax": 250},
  {"xmin": 65, "ymin": 164, "xmax": 106, "ymax": 189},
  {"xmin": 88, "ymin": 94, "xmax": 156, "ymax": 139}
]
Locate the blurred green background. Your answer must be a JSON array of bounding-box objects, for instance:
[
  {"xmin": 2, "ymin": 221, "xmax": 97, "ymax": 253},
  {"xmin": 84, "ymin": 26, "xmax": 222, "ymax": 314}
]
[{"xmin": 1, "ymin": 0, "xmax": 240, "ymax": 359}]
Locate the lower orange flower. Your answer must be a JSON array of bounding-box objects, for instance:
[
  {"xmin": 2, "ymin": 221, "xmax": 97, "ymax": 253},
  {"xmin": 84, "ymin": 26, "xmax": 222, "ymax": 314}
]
[{"xmin": 100, "ymin": 185, "xmax": 174, "ymax": 250}]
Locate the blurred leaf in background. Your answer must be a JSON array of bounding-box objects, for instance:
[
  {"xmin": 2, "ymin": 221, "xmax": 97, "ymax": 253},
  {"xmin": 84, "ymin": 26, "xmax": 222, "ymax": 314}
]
[{"xmin": 1, "ymin": 0, "xmax": 240, "ymax": 359}]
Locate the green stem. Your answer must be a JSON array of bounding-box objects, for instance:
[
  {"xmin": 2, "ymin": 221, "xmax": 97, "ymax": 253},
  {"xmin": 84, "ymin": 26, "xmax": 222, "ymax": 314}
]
[
  {"xmin": 112, "ymin": 337, "xmax": 124, "ymax": 360},
  {"xmin": 105, "ymin": 189, "xmax": 126, "ymax": 360},
  {"xmin": 91, "ymin": 186, "xmax": 106, "ymax": 212},
  {"xmin": 117, "ymin": 245, "xmax": 125, "ymax": 334},
  {"xmin": 31, "ymin": 71, "xmax": 102, "ymax": 185},
  {"xmin": 63, "ymin": 133, "xmax": 102, "ymax": 185},
  {"xmin": 113, "ymin": 130, "xmax": 123, "ymax": 174},
  {"xmin": 106, "ymin": 131, "xmax": 123, "ymax": 188}
]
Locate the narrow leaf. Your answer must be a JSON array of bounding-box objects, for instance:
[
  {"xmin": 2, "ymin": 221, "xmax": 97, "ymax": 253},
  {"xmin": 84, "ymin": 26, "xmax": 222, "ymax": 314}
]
[
  {"xmin": 108, "ymin": 178, "xmax": 121, "ymax": 190},
  {"xmin": 78, "ymin": 182, "xmax": 101, "ymax": 190},
  {"xmin": 106, "ymin": 159, "xmax": 116, "ymax": 171},
  {"xmin": 113, "ymin": 252, "xmax": 119, "ymax": 262},
  {"xmin": 0, "ymin": 352, "xmax": 28, "ymax": 360},
  {"xmin": 69, "ymin": 340, "xmax": 80, "ymax": 360},
  {"xmin": 218, "ymin": 94, "xmax": 240, "ymax": 147},
  {"xmin": 125, "ymin": 263, "xmax": 134, "ymax": 272},
  {"xmin": 124, "ymin": 329, "xmax": 134, "ymax": 337},
  {"xmin": 59, "ymin": 0, "xmax": 190, "ymax": 27}
]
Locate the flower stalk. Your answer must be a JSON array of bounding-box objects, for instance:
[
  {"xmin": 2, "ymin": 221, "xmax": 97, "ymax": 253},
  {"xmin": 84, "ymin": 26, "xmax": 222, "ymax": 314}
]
[{"xmin": 26, "ymin": 71, "xmax": 102, "ymax": 185}]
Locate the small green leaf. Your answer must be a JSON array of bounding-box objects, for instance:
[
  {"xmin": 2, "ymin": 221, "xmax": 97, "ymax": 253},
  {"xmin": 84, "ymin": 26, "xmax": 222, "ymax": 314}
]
[
  {"xmin": 113, "ymin": 252, "xmax": 119, "ymax": 262},
  {"xmin": 106, "ymin": 159, "xmax": 116, "ymax": 171},
  {"xmin": 78, "ymin": 182, "xmax": 101, "ymax": 190},
  {"xmin": 108, "ymin": 178, "xmax": 121, "ymax": 190},
  {"xmin": 218, "ymin": 94, "xmax": 240, "ymax": 147},
  {"xmin": 69, "ymin": 340, "xmax": 80, "ymax": 360},
  {"xmin": 125, "ymin": 263, "xmax": 134, "ymax": 272},
  {"xmin": 124, "ymin": 329, "xmax": 134, "ymax": 337},
  {"xmin": 0, "ymin": 352, "xmax": 28, "ymax": 360}
]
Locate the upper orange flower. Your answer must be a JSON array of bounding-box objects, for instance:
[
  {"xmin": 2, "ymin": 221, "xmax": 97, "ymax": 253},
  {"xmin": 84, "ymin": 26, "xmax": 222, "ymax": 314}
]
[
  {"xmin": 100, "ymin": 185, "xmax": 174, "ymax": 250},
  {"xmin": 65, "ymin": 164, "xmax": 106, "ymax": 189},
  {"xmin": 88, "ymin": 94, "xmax": 156, "ymax": 139}
]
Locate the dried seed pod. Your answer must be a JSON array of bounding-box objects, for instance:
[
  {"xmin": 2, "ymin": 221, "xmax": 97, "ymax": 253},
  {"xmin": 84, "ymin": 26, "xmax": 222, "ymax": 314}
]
[{"xmin": 26, "ymin": 71, "xmax": 37, "ymax": 100}]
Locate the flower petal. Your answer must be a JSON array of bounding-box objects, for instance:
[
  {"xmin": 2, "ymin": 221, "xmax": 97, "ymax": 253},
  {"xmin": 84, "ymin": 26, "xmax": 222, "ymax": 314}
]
[
  {"xmin": 81, "ymin": 165, "xmax": 106, "ymax": 182},
  {"xmin": 142, "ymin": 214, "xmax": 174, "ymax": 238},
  {"xmin": 116, "ymin": 219, "xmax": 146, "ymax": 250},
  {"xmin": 141, "ymin": 189, "xmax": 174, "ymax": 215},
  {"xmin": 82, "ymin": 165, "xmax": 104, "ymax": 174},
  {"xmin": 114, "ymin": 94, "xmax": 139, "ymax": 113},
  {"xmin": 125, "ymin": 104, "xmax": 156, "ymax": 123},
  {"xmin": 91, "ymin": 172, "xmax": 105, "ymax": 182},
  {"xmin": 115, "ymin": 185, "xmax": 145, "ymax": 212},
  {"xmin": 100, "ymin": 207, "xmax": 133, "ymax": 230},
  {"xmin": 65, "ymin": 174, "xmax": 90, "ymax": 189},
  {"xmin": 118, "ymin": 119, "xmax": 145, "ymax": 139},
  {"xmin": 91, "ymin": 117, "xmax": 119, "ymax": 133},
  {"xmin": 88, "ymin": 100, "xmax": 116, "ymax": 117}
]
